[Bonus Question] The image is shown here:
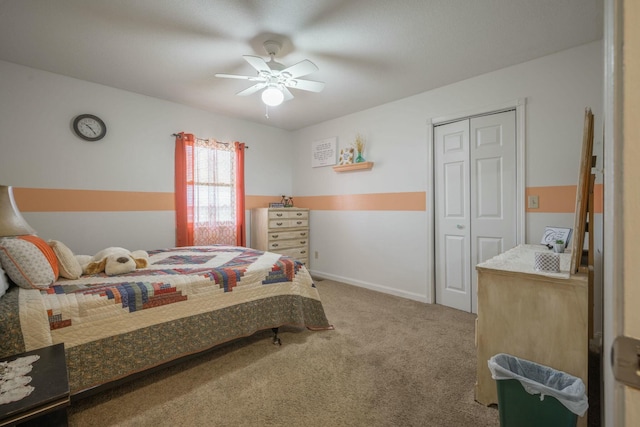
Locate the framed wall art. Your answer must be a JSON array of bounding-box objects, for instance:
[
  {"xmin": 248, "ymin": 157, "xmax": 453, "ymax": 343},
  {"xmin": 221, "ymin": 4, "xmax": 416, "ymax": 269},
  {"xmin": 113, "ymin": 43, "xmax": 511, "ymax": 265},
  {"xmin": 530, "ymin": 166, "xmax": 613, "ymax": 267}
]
[
  {"xmin": 311, "ymin": 137, "xmax": 337, "ymax": 167},
  {"xmin": 338, "ymin": 147, "xmax": 354, "ymax": 165}
]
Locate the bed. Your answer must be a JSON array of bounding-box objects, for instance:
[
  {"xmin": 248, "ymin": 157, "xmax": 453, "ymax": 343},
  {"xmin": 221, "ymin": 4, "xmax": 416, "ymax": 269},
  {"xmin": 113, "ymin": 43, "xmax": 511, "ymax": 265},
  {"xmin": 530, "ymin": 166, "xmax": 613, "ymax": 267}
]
[{"xmin": 0, "ymin": 244, "xmax": 332, "ymax": 398}]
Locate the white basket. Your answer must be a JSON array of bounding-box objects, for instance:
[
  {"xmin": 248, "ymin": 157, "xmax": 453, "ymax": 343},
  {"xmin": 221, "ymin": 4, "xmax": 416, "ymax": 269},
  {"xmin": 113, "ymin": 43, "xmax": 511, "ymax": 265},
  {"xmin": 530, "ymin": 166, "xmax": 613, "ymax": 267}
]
[{"xmin": 534, "ymin": 252, "xmax": 560, "ymax": 273}]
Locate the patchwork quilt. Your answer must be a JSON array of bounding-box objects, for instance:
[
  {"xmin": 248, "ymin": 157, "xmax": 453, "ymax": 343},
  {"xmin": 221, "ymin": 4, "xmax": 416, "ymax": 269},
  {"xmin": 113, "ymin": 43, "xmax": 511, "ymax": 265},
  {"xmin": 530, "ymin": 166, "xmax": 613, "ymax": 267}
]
[{"xmin": 0, "ymin": 246, "xmax": 331, "ymax": 394}]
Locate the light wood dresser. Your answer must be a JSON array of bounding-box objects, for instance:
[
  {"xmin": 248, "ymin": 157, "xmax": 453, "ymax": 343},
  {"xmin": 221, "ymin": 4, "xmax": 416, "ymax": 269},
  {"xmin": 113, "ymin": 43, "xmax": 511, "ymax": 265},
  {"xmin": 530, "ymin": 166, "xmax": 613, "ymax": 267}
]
[
  {"xmin": 250, "ymin": 207, "xmax": 309, "ymax": 265},
  {"xmin": 475, "ymin": 244, "xmax": 588, "ymax": 426}
]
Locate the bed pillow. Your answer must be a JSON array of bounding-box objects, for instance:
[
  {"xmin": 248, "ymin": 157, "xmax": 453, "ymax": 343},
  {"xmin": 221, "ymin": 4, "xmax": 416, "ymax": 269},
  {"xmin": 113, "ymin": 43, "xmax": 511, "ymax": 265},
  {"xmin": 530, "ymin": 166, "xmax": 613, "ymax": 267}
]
[
  {"xmin": 48, "ymin": 240, "xmax": 83, "ymax": 280},
  {"xmin": 0, "ymin": 236, "xmax": 58, "ymax": 289},
  {"xmin": 0, "ymin": 266, "xmax": 9, "ymax": 298}
]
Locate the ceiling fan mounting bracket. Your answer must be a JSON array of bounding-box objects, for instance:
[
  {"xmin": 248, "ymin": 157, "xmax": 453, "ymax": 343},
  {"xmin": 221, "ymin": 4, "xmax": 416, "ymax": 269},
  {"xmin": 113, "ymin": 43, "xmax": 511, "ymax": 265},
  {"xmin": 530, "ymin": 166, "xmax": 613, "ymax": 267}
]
[{"xmin": 263, "ymin": 40, "xmax": 282, "ymax": 57}]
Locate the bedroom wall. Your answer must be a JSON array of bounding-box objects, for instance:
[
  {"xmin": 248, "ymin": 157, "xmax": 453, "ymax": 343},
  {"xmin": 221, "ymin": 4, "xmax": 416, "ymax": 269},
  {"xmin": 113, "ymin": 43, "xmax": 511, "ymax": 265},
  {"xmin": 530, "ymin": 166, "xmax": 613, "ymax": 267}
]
[
  {"xmin": 291, "ymin": 41, "xmax": 604, "ymax": 319},
  {"xmin": 0, "ymin": 41, "xmax": 604, "ymax": 333},
  {"xmin": 0, "ymin": 59, "xmax": 292, "ymax": 255}
]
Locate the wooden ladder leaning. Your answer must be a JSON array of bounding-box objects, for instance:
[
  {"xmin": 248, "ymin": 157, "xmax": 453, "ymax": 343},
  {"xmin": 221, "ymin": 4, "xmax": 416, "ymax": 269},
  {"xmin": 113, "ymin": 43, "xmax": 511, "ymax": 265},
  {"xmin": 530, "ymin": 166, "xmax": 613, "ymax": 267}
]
[{"xmin": 570, "ymin": 107, "xmax": 596, "ymax": 339}]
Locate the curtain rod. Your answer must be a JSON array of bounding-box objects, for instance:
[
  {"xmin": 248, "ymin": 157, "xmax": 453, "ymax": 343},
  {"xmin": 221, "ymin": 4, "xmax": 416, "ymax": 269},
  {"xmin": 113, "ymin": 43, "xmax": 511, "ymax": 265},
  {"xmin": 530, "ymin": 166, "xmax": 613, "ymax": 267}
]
[{"xmin": 171, "ymin": 133, "xmax": 249, "ymax": 148}]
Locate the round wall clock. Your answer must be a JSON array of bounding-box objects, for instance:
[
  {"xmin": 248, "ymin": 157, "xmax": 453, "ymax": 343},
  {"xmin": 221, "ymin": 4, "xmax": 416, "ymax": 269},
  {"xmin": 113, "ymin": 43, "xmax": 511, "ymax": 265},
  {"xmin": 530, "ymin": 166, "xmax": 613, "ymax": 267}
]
[{"xmin": 72, "ymin": 114, "xmax": 107, "ymax": 141}]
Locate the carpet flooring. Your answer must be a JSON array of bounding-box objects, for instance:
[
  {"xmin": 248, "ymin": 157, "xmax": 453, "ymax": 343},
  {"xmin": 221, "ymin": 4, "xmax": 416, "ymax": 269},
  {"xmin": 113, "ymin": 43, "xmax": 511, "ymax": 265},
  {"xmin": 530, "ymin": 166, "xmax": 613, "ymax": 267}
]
[{"xmin": 66, "ymin": 280, "xmax": 540, "ymax": 426}]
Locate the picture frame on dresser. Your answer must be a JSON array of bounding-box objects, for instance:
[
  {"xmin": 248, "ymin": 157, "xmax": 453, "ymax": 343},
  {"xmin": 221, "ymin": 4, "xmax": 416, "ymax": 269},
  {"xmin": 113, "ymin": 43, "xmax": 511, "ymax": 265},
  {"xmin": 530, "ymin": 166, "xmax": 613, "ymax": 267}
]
[{"xmin": 540, "ymin": 226, "xmax": 572, "ymax": 248}]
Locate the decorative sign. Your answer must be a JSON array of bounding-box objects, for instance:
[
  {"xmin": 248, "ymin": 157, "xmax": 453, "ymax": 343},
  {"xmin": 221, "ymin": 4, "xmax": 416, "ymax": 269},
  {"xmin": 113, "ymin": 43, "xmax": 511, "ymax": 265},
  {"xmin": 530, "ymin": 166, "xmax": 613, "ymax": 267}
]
[
  {"xmin": 540, "ymin": 226, "xmax": 572, "ymax": 247},
  {"xmin": 311, "ymin": 137, "xmax": 337, "ymax": 167}
]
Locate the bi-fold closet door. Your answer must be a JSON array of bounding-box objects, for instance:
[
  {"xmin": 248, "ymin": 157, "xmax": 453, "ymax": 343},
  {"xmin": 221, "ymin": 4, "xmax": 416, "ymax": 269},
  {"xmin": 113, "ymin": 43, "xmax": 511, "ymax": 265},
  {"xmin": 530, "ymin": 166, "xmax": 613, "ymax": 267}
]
[{"xmin": 434, "ymin": 110, "xmax": 517, "ymax": 313}]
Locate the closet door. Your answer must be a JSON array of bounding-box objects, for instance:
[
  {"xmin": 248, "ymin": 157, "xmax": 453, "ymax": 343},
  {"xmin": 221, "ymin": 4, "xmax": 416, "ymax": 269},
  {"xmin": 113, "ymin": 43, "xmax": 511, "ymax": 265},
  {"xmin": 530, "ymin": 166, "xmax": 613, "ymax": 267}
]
[
  {"xmin": 469, "ymin": 111, "xmax": 517, "ymax": 313},
  {"xmin": 435, "ymin": 110, "xmax": 516, "ymax": 312},
  {"xmin": 434, "ymin": 120, "xmax": 471, "ymax": 312}
]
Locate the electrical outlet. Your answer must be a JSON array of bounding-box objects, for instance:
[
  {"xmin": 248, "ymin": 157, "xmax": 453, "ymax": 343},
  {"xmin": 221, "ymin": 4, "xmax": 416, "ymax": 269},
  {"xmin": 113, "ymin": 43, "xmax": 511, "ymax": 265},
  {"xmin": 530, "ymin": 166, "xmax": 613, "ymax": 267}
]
[
  {"xmin": 528, "ymin": 195, "xmax": 539, "ymax": 209},
  {"xmin": 314, "ymin": 251, "xmax": 319, "ymax": 259}
]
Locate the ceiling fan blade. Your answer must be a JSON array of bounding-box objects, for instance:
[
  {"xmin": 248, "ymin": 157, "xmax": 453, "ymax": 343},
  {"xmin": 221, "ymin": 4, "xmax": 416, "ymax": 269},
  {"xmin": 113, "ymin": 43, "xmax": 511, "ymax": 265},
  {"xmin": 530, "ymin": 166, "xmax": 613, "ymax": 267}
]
[
  {"xmin": 215, "ymin": 73, "xmax": 264, "ymax": 82},
  {"xmin": 236, "ymin": 83, "xmax": 267, "ymax": 96},
  {"xmin": 280, "ymin": 59, "xmax": 318, "ymax": 78},
  {"xmin": 243, "ymin": 55, "xmax": 271, "ymax": 73},
  {"xmin": 285, "ymin": 79, "xmax": 325, "ymax": 93},
  {"xmin": 282, "ymin": 87, "xmax": 294, "ymax": 101}
]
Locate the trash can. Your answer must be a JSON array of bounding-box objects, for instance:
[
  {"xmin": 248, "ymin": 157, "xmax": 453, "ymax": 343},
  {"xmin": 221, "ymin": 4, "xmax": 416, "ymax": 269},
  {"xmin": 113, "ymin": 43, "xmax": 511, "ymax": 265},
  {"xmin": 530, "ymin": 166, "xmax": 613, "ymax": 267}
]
[{"xmin": 487, "ymin": 353, "xmax": 588, "ymax": 427}]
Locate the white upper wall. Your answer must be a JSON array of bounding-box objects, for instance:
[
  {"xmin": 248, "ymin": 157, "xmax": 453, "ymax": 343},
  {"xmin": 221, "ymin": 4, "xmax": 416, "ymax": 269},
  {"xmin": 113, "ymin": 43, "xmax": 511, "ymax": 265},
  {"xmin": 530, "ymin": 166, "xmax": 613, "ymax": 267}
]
[
  {"xmin": 0, "ymin": 59, "xmax": 292, "ymax": 196},
  {"xmin": 292, "ymin": 40, "xmax": 603, "ymax": 194}
]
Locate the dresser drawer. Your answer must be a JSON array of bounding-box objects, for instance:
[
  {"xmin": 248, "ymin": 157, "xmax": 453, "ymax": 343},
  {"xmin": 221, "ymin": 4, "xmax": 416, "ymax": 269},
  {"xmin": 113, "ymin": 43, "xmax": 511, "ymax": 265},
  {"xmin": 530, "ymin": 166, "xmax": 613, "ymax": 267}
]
[
  {"xmin": 268, "ymin": 210, "xmax": 308, "ymax": 220},
  {"xmin": 268, "ymin": 219, "xmax": 308, "ymax": 229},
  {"xmin": 279, "ymin": 247, "xmax": 309, "ymax": 260},
  {"xmin": 268, "ymin": 238, "xmax": 308, "ymax": 251},
  {"xmin": 268, "ymin": 230, "xmax": 308, "ymax": 240}
]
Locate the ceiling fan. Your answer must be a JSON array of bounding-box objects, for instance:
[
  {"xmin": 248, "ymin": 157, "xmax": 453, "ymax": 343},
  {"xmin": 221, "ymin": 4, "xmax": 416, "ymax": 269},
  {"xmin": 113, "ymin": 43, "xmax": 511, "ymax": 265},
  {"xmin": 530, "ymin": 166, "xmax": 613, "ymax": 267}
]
[{"xmin": 215, "ymin": 40, "xmax": 325, "ymax": 107}]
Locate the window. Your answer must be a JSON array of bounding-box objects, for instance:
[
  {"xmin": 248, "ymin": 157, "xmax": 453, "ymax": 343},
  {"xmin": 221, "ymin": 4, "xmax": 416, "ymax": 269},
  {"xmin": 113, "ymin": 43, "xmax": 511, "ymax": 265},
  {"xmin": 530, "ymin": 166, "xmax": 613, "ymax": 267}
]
[{"xmin": 175, "ymin": 133, "xmax": 246, "ymax": 247}]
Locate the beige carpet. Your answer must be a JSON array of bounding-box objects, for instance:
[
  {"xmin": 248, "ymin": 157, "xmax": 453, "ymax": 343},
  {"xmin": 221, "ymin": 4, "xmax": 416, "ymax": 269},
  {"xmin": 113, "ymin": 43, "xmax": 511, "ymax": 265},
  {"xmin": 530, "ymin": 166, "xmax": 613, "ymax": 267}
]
[{"xmin": 68, "ymin": 280, "xmax": 499, "ymax": 426}]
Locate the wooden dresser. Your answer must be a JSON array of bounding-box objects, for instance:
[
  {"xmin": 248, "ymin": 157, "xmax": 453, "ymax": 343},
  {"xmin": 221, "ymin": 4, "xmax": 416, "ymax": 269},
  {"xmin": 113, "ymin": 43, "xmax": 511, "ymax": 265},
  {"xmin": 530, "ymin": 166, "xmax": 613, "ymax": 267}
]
[
  {"xmin": 475, "ymin": 244, "xmax": 588, "ymax": 424},
  {"xmin": 250, "ymin": 207, "xmax": 309, "ymax": 265}
]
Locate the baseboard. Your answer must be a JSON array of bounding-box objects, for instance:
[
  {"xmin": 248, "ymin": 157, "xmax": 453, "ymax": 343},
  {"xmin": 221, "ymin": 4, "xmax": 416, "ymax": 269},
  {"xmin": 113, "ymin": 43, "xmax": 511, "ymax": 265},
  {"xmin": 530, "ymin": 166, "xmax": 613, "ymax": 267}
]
[{"xmin": 308, "ymin": 269, "xmax": 429, "ymax": 303}]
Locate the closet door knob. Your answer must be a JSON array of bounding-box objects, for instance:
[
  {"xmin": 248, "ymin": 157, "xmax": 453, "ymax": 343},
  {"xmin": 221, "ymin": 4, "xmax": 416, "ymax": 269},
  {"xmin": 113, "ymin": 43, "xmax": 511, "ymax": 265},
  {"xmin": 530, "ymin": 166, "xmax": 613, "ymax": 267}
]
[{"xmin": 457, "ymin": 224, "xmax": 465, "ymax": 229}]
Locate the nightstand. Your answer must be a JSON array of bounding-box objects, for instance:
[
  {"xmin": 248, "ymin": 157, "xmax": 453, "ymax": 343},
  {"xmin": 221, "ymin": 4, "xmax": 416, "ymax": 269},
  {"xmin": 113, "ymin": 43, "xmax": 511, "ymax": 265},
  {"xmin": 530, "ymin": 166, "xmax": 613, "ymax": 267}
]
[{"xmin": 0, "ymin": 344, "xmax": 69, "ymax": 427}]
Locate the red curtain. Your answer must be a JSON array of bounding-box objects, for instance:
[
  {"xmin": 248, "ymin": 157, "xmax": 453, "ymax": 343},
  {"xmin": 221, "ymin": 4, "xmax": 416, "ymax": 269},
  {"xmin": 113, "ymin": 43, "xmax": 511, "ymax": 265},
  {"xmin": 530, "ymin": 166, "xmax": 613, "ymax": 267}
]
[
  {"xmin": 175, "ymin": 133, "xmax": 246, "ymax": 247},
  {"xmin": 175, "ymin": 132, "xmax": 195, "ymax": 247},
  {"xmin": 235, "ymin": 141, "xmax": 246, "ymax": 246}
]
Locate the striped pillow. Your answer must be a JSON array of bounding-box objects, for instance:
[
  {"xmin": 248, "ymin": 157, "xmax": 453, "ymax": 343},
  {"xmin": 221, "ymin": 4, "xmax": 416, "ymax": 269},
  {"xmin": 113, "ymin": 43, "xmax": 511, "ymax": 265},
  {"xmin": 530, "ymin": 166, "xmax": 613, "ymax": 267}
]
[{"xmin": 0, "ymin": 236, "xmax": 58, "ymax": 289}]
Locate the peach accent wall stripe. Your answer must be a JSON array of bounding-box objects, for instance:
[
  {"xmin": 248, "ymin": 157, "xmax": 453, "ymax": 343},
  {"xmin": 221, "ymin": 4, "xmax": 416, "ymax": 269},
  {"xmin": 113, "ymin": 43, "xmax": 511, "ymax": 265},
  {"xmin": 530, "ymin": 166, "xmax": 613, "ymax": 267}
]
[
  {"xmin": 294, "ymin": 192, "xmax": 426, "ymax": 211},
  {"xmin": 11, "ymin": 186, "xmax": 602, "ymax": 213},
  {"xmin": 526, "ymin": 184, "xmax": 603, "ymax": 213},
  {"xmin": 14, "ymin": 188, "xmax": 175, "ymax": 212}
]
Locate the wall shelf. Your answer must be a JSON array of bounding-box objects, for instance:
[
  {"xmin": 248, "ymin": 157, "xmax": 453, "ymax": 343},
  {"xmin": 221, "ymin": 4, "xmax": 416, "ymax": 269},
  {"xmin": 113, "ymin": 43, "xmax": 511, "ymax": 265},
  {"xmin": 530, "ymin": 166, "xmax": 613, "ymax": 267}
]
[{"xmin": 332, "ymin": 162, "xmax": 374, "ymax": 172}]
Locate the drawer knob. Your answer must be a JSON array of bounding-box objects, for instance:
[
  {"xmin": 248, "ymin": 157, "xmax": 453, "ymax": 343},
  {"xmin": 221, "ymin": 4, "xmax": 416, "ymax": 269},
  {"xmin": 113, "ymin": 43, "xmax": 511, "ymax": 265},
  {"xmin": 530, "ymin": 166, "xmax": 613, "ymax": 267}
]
[
  {"xmin": 276, "ymin": 213, "xmax": 283, "ymax": 217},
  {"xmin": 300, "ymin": 232, "xmax": 307, "ymax": 236},
  {"xmin": 273, "ymin": 244, "xmax": 279, "ymax": 247},
  {"xmin": 296, "ymin": 221, "xmax": 302, "ymax": 225},
  {"xmin": 276, "ymin": 222, "xmax": 283, "ymax": 226},
  {"xmin": 300, "ymin": 241, "xmax": 306, "ymax": 244},
  {"xmin": 271, "ymin": 234, "xmax": 279, "ymax": 238},
  {"xmin": 296, "ymin": 213, "xmax": 302, "ymax": 216},
  {"xmin": 301, "ymin": 250, "xmax": 306, "ymax": 254}
]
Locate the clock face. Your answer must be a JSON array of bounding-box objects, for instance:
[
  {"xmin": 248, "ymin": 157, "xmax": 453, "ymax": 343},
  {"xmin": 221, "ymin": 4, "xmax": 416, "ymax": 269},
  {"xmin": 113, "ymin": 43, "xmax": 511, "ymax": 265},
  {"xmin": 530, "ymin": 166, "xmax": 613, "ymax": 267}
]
[{"xmin": 73, "ymin": 114, "xmax": 106, "ymax": 141}]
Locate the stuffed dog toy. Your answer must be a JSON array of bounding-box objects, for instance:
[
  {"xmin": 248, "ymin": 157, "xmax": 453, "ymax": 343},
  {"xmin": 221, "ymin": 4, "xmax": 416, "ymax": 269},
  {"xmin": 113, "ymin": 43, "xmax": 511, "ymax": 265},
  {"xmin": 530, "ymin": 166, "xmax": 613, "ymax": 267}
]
[{"xmin": 78, "ymin": 247, "xmax": 149, "ymax": 276}]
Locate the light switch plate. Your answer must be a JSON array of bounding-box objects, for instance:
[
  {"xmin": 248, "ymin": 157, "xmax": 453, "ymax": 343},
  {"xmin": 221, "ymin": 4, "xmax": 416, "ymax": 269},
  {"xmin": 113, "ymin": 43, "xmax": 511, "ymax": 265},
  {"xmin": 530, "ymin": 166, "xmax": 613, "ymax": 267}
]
[{"xmin": 528, "ymin": 195, "xmax": 539, "ymax": 209}]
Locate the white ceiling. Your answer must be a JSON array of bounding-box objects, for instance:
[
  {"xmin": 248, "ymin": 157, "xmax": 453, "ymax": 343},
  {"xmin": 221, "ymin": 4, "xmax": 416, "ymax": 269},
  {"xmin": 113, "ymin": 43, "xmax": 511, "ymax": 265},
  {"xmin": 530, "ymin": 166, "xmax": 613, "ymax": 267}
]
[{"xmin": 0, "ymin": 0, "xmax": 603, "ymax": 131}]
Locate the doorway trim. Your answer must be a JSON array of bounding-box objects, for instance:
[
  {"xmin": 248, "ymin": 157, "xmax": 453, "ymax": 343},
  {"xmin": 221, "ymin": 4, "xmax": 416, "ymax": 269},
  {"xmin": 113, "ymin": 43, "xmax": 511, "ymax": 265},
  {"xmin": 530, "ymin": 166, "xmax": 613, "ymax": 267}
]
[{"xmin": 425, "ymin": 98, "xmax": 526, "ymax": 304}]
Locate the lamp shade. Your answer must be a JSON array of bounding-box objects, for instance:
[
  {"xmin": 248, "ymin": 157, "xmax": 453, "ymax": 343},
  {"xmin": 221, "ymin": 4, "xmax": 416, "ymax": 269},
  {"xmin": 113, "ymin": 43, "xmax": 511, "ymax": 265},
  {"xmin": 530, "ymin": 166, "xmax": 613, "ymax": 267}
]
[
  {"xmin": 0, "ymin": 186, "xmax": 35, "ymax": 237},
  {"xmin": 261, "ymin": 86, "xmax": 284, "ymax": 107}
]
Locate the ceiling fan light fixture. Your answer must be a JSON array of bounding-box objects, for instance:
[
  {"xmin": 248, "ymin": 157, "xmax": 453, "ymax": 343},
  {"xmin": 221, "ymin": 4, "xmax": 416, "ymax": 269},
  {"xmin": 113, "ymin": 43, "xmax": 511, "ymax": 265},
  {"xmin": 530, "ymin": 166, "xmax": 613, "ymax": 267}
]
[{"xmin": 261, "ymin": 86, "xmax": 284, "ymax": 107}]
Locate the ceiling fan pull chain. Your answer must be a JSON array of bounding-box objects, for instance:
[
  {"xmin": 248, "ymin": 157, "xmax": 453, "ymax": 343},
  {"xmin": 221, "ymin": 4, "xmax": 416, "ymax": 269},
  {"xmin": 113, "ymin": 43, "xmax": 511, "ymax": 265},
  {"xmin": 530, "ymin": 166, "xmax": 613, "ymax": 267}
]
[{"xmin": 265, "ymin": 104, "xmax": 270, "ymax": 119}]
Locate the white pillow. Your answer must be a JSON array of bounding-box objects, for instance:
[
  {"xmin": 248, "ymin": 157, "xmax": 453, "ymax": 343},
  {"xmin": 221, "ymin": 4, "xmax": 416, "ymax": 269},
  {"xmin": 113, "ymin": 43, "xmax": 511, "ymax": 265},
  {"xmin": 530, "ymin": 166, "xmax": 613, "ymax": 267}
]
[
  {"xmin": 48, "ymin": 240, "xmax": 83, "ymax": 280},
  {"xmin": 0, "ymin": 266, "xmax": 9, "ymax": 298}
]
